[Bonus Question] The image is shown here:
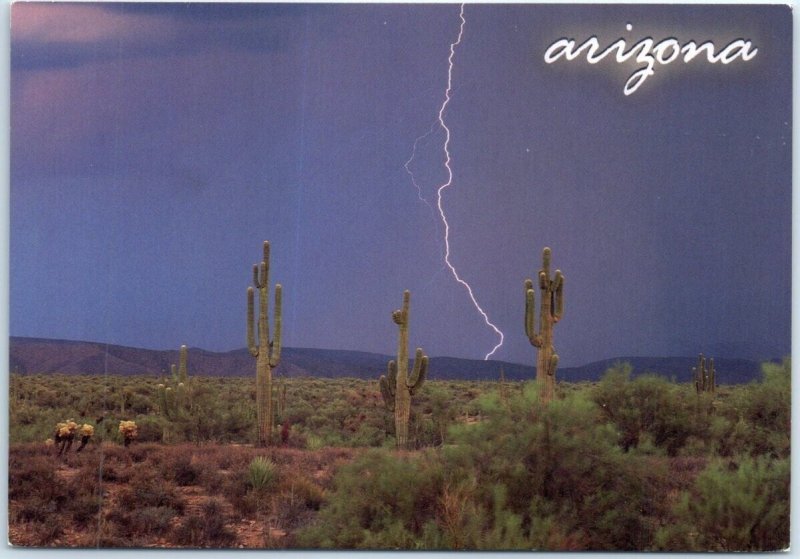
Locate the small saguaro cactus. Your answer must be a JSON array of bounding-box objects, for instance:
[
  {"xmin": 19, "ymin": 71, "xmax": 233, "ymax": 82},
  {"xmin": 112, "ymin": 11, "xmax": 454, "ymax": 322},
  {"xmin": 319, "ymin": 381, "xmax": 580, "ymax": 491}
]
[
  {"xmin": 524, "ymin": 247, "xmax": 565, "ymax": 405},
  {"xmin": 693, "ymin": 353, "xmax": 716, "ymax": 394},
  {"xmin": 379, "ymin": 290, "xmax": 428, "ymax": 449},
  {"xmin": 157, "ymin": 344, "xmax": 190, "ymax": 419},
  {"xmin": 247, "ymin": 240, "xmax": 283, "ymax": 447}
]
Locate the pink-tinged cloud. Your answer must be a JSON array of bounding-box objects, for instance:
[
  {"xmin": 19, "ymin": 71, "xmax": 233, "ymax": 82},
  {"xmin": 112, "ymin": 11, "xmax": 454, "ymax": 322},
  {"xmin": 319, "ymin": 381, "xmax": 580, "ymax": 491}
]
[{"xmin": 12, "ymin": 3, "xmax": 174, "ymax": 45}]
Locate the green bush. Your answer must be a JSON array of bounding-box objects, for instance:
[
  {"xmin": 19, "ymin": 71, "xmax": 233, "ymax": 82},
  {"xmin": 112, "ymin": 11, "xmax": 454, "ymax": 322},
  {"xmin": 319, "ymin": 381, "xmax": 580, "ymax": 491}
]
[
  {"xmin": 716, "ymin": 359, "xmax": 790, "ymax": 458},
  {"xmin": 448, "ymin": 384, "xmax": 657, "ymax": 550},
  {"xmin": 592, "ymin": 363, "xmax": 712, "ymax": 455},
  {"xmin": 298, "ymin": 448, "xmax": 443, "ymax": 549},
  {"xmin": 301, "ymin": 383, "xmax": 659, "ymax": 550},
  {"xmin": 656, "ymin": 456, "xmax": 789, "ymax": 551}
]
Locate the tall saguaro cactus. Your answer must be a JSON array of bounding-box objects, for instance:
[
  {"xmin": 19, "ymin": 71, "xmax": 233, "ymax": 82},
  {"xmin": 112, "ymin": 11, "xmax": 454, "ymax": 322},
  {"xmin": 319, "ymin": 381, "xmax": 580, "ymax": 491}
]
[
  {"xmin": 379, "ymin": 290, "xmax": 428, "ymax": 449},
  {"xmin": 172, "ymin": 344, "xmax": 188, "ymax": 385},
  {"xmin": 159, "ymin": 344, "xmax": 189, "ymax": 420},
  {"xmin": 693, "ymin": 353, "xmax": 716, "ymax": 394},
  {"xmin": 172, "ymin": 344, "xmax": 189, "ymax": 410},
  {"xmin": 524, "ymin": 247, "xmax": 565, "ymax": 405},
  {"xmin": 247, "ymin": 241, "xmax": 283, "ymax": 446}
]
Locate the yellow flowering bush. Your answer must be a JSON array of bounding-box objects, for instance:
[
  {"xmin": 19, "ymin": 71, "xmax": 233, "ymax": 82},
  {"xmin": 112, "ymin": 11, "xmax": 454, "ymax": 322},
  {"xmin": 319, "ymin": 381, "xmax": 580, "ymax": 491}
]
[
  {"xmin": 56, "ymin": 419, "xmax": 78, "ymax": 438},
  {"xmin": 81, "ymin": 424, "xmax": 94, "ymax": 437},
  {"xmin": 119, "ymin": 420, "xmax": 138, "ymax": 446}
]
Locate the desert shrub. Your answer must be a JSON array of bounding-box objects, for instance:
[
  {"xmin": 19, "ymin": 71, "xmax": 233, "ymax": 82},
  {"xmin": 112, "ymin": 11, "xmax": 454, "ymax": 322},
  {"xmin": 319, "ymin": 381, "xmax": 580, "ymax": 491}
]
[
  {"xmin": 222, "ymin": 407, "xmax": 255, "ymax": 440},
  {"xmin": 656, "ymin": 456, "xmax": 789, "ymax": 551},
  {"xmin": 127, "ymin": 393, "xmax": 154, "ymax": 415},
  {"xmin": 168, "ymin": 449, "xmax": 202, "ymax": 486},
  {"xmin": 174, "ymin": 515, "xmax": 206, "ymax": 547},
  {"xmin": 273, "ymin": 475, "xmax": 328, "ymax": 531},
  {"xmin": 301, "ymin": 383, "xmax": 660, "ymax": 550},
  {"xmin": 284, "ymin": 400, "xmax": 315, "ymax": 426},
  {"xmin": 8, "ymin": 452, "xmax": 60, "ymax": 502},
  {"xmin": 195, "ymin": 462, "xmax": 226, "ymax": 495},
  {"xmin": 134, "ymin": 416, "xmax": 166, "ymax": 443},
  {"xmin": 284, "ymin": 475, "xmax": 326, "ymax": 511},
  {"xmin": 69, "ymin": 497, "xmax": 102, "ymax": 526},
  {"xmin": 298, "ymin": 448, "xmax": 443, "ymax": 549},
  {"xmin": 593, "ymin": 364, "xmax": 710, "ymax": 455},
  {"xmin": 28, "ymin": 521, "xmax": 64, "ymax": 546},
  {"xmin": 174, "ymin": 499, "xmax": 237, "ymax": 547},
  {"xmin": 305, "ymin": 434, "xmax": 325, "ymax": 451},
  {"xmin": 33, "ymin": 387, "xmax": 60, "ymax": 408},
  {"xmin": 131, "ymin": 506, "xmax": 178, "ymax": 536},
  {"xmin": 117, "ymin": 467, "xmax": 184, "ymax": 513},
  {"xmin": 716, "ymin": 359, "xmax": 790, "ymax": 458},
  {"xmin": 13, "ymin": 403, "xmax": 39, "ymax": 426},
  {"xmin": 349, "ymin": 422, "xmax": 386, "ymax": 447},
  {"xmin": 446, "ymin": 384, "xmax": 658, "ymax": 550},
  {"xmin": 222, "ymin": 468, "xmax": 258, "ymax": 518}
]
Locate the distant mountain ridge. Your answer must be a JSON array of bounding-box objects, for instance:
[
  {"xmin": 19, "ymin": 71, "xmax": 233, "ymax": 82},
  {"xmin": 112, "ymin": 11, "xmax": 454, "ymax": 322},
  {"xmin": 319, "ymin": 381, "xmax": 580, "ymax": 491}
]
[{"xmin": 9, "ymin": 337, "xmax": 771, "ymax": 385}]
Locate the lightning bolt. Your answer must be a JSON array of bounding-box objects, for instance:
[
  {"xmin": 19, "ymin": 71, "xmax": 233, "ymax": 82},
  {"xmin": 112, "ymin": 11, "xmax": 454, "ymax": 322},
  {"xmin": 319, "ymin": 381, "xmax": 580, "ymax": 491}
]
[
  {"xmin": 404, "ymin": 121, "xmax": 439, "ymax": 208},
  {"xmin": 420, "ymin": 3, "xmax": 505, "ymax": 360}
]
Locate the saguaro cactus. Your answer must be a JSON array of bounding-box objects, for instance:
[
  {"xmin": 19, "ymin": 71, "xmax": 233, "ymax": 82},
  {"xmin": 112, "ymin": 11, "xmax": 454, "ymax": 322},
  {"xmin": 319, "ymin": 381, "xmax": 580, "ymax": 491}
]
[
  {"xmin": 158, "ymin": 344, "xmax": 189, "ymax": 419},
  {"xmin": 173, "ymin": 344, "xmax": 189, "ymax": 409},
  {"xmin": 524, "ymin": 247, "xmax": 565, "ymax": 405},
  {"xmin": 247, "ymin": 240, "xmax": 283, "ymax": 446},
  {"xmin": 693, "ymin": 354, "xmax": 716, "ymax": 394},
  {"xmin": 379, "ymin": 290, "xmax": 428, "ymax": 449}
]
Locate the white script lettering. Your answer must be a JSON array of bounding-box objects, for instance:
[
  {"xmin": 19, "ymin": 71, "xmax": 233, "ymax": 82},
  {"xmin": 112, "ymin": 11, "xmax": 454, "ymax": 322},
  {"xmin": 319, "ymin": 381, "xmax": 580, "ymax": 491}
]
[{"xmin": 543, "ymin": 26, "xmax": 758, "ymax": 95}]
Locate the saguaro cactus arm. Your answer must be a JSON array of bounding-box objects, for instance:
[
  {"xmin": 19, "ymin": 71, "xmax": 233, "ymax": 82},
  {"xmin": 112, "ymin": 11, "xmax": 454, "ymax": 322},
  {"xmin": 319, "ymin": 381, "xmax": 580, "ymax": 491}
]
[
  {"xmin": 539, "ymin": 247, "xmax": 551, "ymax": 289},
  {"xmin": 547, "ymin": 354, "xmax": 559, "ymax": 377},
  {"xmin": 407, "ymin": 348, "xmax": 428, "ymax": 395},
  {"xmin": 269, "ymin": 284, "xmax": 282, "ymax": 367},
  {"xmin": 380, "ymin": 360, "xmax": 398, "ymax": 410},
  {"xmin": 524, "ymin": 279, "xmax": 543, "ymax": 347},
  {"xmin": 253, "ymin": 241, "xmax": 270, "ymax": 289},
  {"xmin": 553, "ymin": 272, "xmax": 564, "ymax": 322},
  {"xmin": 393, "ymin": 290, "xmax": 410, "ymax": 325},
  {"xmin": 247, "ymin": 287, "xmax": 259, "ymax": 357}
]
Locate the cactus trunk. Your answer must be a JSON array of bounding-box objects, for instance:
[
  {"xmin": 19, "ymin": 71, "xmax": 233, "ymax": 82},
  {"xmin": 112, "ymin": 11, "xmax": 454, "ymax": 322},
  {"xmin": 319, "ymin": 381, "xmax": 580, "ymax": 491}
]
[
  {"xmin": 394, "ymin": 292, "xmax": 411, "ymax": 448},
  {"xmin": 256, "ymin": 347, "xmax": 272, "ymax": 445},
  {"xmin": 248, "ymin": 241, "xmax": 282, "ymax": 447}
]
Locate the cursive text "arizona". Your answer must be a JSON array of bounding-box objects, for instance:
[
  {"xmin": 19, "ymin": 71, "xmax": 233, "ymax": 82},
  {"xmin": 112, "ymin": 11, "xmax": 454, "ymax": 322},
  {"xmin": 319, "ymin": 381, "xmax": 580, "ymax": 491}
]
[{"xmin": 544, "ymin": 25, "xmax": 758, "ymax": 95}]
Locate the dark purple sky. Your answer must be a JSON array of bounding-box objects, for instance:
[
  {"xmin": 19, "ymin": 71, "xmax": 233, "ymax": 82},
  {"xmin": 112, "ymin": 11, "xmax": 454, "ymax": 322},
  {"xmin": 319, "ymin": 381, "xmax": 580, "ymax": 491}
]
[{"xmin": 10, "ymin": 3, "xmax": 791, "ymax": 366}]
